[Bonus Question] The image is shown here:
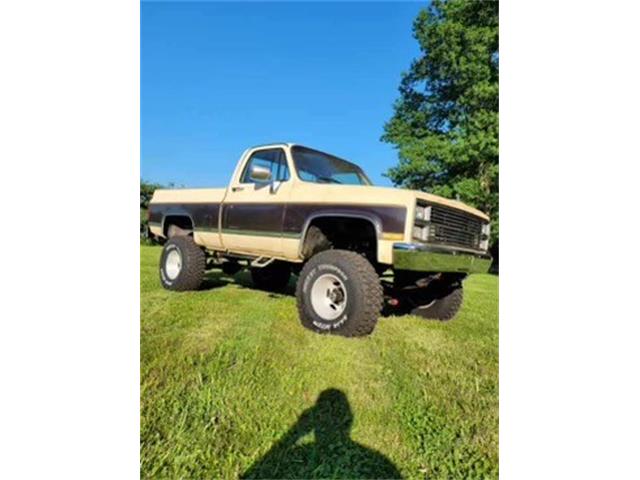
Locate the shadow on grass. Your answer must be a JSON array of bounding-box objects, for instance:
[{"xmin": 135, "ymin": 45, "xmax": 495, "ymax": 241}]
[
  {"xmin": 200, "ymin": 270, "xmax": 296, "ymax": 296},
  {"xmin": 242, "ymin": 389, "xmax": 402, "ymax": 479}
]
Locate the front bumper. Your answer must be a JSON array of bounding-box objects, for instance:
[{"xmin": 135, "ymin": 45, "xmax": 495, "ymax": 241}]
[{"xmin": 393, "ymin": 243, "xmax": 492, "ymax": 274}]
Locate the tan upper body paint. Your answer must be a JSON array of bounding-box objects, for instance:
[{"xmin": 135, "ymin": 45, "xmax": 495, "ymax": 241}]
[{"xmin": 149, "ymin": 143, "xmax": 490, "ymax": 265}]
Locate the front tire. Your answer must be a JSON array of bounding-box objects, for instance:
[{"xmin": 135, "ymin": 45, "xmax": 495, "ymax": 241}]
[
  {"xmin": 407, "ymin": 282, "xmax": 464, "ymax": 321},
  {"xmin": 159, "ymin": 236, "xmax": 205, "ymax": 291},
  {"xmin": 296, "ymin": 250, "xmax": 383, "ymax": 337}
]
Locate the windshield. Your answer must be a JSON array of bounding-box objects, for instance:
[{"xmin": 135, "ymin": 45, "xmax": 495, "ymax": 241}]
[{"xmin": 291, "ymin": 146, "xmax": 372, "ymax": 186}]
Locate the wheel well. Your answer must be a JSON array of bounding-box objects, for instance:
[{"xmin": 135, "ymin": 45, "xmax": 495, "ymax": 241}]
[
  {"xmin": 303, "ymin": 216, "xmax": 377, "ymax": 262},
  {"xmin": 163, "ymin": 215, "xmax": 194, "ymax": 237}
]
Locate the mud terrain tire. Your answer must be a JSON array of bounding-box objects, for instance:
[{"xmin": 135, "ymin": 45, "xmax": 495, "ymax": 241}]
[
  {"xmin": 409, "ymin": 283, "xmax": 463, "ymax": 321},
  {"xmin": 159, "ymin": 236, "xmax": 205, "ymax": 291},
  {"xmin": 296, "ymin": 250, "xmax": 383, "ymax": 337}
]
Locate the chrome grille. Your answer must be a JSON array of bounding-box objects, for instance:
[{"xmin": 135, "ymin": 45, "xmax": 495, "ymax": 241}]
[{"xmin": 414, "ymin": 202, "xmax": 486, "ymax": 251}]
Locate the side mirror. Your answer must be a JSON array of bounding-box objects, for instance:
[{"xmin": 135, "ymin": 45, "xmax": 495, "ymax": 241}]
[{"xmin": 250, "ymin": 165, "xmax": 272, "ymax": 182}]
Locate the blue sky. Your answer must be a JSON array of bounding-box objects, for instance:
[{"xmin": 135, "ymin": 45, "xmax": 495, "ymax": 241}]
[{"xmin": 141, "ymin": 1, "xmax": 426, "ymax": 187}]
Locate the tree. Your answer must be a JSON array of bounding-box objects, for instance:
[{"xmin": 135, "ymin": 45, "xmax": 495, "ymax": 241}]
[
  {"xmin": 382, "ymin": 0, "xmax": 499, "ymax": 242},
  {"xmin": 140, "ymin": 179, "xmax": 165, "ymax": 241},
  {"xmin": 140, "ymin": 179, "xmax": 165, "ymax": 210}
]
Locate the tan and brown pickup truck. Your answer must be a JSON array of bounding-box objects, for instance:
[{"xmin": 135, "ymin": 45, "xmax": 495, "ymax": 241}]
[{"xmin": 149, "ymin": 143, "xmax": 491, "ymax": 337}]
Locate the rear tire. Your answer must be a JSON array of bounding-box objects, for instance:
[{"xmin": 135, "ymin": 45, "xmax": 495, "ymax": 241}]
[
  {"xmin": 159, "ymin": 236, "xmax": 205, "ymax": 291},
  {"xmin": 250, "ymin": 261, "xmax": 291, "ymax": 292},
  {"xmin": 296, "ymin": 250, "xmax": 383, "ymax": 337}
]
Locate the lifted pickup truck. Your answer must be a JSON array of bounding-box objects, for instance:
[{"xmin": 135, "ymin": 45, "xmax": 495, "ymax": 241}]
[{"xmin": 149, "ymin": 143, "xmax": 491, "ymax": 337}]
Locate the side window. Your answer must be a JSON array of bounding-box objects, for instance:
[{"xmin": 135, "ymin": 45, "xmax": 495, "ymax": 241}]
[
  {"xmin": 277, "ymin": 152, "xmax": 290, "ymax": 182},
  {"xmin": 240, "ymin": 149, "xmax": 289, "ymax": 184}
]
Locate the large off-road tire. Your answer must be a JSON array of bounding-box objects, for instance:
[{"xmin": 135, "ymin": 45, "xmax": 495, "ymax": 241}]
[
  {"xmin": 407, "ymin": 282, "xmax": 464, "ymax": 321},
  {"xmin": 159, "ymin": 236, "xmax": 205, "ymax": 291},
  {"xmin": 250, "ymin": 261, "xmax": 291, "ymax": 292},
  {"xmin": 296, "ymin": 250, "xmax": 383, "ymax": 337}
]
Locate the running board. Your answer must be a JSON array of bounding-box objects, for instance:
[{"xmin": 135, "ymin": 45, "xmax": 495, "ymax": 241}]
[
  {"xmin": 204, "ymin": 250, "xmax": 276, "ymax": 269},
  {"xmin": 250, "ymin": 256, "xmax": 276, "ymax": 269}
]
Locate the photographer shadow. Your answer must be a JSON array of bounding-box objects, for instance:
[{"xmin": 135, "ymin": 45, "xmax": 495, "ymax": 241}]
[{"xmin": 242, "ymin": 389, "xmax": 402, "ymax": 479}]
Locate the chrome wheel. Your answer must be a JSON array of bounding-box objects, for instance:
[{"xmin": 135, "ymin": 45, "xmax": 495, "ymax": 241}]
[
  {"xmin": 310, "ymin": 273, "xmax": 348, "ymax": 320},
  {"xmin": 165, "ymin": 249, "xmax": 182, "ymax": 280}
]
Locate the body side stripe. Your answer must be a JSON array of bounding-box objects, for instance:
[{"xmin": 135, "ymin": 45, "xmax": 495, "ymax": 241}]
[{"xmin": 149, "ymin": 202, "xmax": 406, "ymax": 236}]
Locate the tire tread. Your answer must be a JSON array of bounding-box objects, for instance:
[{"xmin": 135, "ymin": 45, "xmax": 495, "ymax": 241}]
[
  {"xmin": 296, "ymin": 250, "xmax": 383, "ymax": 337},
  {"xmin": 412, "ymin": 285, "xmax": 463, "ymax": 321},
  {"xmin": 160, "ymin": 236, "xmax": 205, "ymax": 291}
]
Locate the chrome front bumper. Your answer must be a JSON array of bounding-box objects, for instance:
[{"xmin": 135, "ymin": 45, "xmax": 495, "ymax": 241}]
[{"xmin": 393, "ymin": 243, "xmax": 492, "ymax": 274}]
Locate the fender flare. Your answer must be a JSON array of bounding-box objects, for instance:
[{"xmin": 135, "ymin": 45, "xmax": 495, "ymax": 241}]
[
  {"xmin": 160, "ymin": 208, "xmax": 196, "ymax": 237},
  {"xmin": 297, "ymin": 210, "xmax": 382, "ymax": 258}
]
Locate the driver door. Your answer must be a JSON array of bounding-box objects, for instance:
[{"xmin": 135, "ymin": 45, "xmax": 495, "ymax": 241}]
[{"xmin": 220, "ymin": 148, "xmax": 293, "ymax": 256}]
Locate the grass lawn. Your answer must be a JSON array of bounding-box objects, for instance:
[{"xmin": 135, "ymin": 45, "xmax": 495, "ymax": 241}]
[{"xmin": 141, "ymin": 246, "xmax": 498, "ymax": 479}]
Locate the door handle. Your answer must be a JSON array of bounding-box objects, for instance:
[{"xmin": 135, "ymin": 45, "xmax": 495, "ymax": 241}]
[{"xmin": 232, "ymin": 186, "xmax": 244, "ymax": 192}]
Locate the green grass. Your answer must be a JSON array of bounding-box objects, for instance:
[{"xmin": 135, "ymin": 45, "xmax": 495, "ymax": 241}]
[{"xmin": 141, "ymin": 246, "xmax": 498, "ymax": 479}]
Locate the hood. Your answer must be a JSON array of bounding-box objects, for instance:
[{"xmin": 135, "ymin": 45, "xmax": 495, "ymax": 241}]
[
  {"xmin": 299, "ymin": 183, "xmax": 489, "ymax": 221},
  {"xmin": 412, "ymin": 190, "xmax": 489, "ymax": 221}
]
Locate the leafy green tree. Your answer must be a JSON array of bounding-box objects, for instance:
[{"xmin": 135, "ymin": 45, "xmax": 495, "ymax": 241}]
[
  {"xmin": 140, "ymin": 179, "xmax": 163, "ymax": 219},
  {"xmin": 382, "ymin": 0, "xmax": 499, "ymax": 242},
  {"xmin": 140, "ymin": 179, "xmax": 165, "ymax": 241}
]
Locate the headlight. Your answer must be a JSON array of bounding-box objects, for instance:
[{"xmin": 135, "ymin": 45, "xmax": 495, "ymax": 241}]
[
  {"xmin": 412, "ymin": 225, "xmax": 429, "ymax": 242},
  {"xmin": 415, "ymin": 205, "xmax": 431, "ymax": 221},
  {"xmin": 479, "ymin": 223, "xmax": 491, "ymax": 251}
]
